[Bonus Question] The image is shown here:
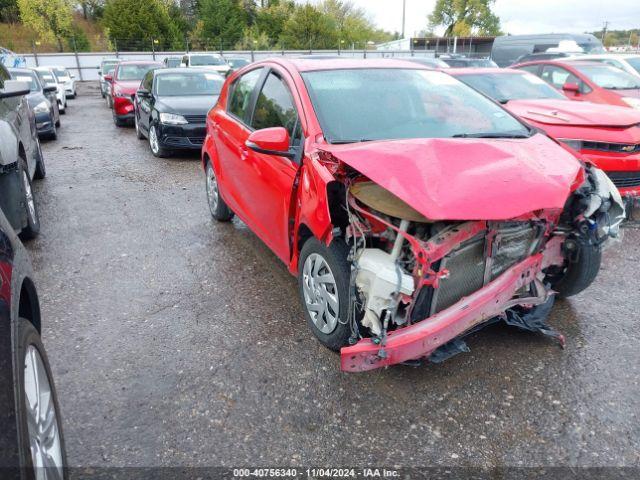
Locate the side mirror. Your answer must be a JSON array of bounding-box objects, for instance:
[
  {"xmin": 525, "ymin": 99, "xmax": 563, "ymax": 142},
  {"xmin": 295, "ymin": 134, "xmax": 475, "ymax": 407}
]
[
  {"xmin": 97, "ymin": 70, "xmax": 102, "ymax": 75},
  {"xmin": 0, "ymin": 80, "xmax": 31, "ymax": 99},
  {"xmin": 562, "ymin": 82, "xmax": 580, "ymax": 93},
  {"xmin": 104, "ymin": 74, "xmax": 113, "ymax": 82},
  {"xmin": 43, "ymin": 85, "xmax": 57, "ymax": 93},
  {"xmin": 70, "ymin": 74, "xmax": 75, "ymax": 79},
  {"xmin": 246, "ymin": 127, "xmax": 295, "ymax": 158},
  {"xmin": 136, "ymin": 88, "xmax": 151, "ymax": 98}
]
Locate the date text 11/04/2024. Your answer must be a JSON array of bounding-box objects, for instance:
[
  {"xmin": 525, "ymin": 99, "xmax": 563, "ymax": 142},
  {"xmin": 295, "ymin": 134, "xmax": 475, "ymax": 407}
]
[{"xmin": 232, "ymin": 468, "xmax": 400, "ymax": 478}]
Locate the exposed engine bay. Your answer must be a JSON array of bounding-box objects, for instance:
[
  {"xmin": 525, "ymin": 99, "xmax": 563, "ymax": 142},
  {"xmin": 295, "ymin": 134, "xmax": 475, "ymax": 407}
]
[{"xmin": 325, "ymin": 161, "xmax": 625, "ymax": 372}]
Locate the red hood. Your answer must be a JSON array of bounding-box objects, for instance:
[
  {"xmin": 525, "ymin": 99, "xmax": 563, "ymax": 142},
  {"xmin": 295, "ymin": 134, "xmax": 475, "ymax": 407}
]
[
  {"xmin": 319, "ymin": 135, "xmax": 582, "ymax": 221},
  {"xmin": 505, "ymin": 99, "xmax": 640, "ymax": 128},
  {"xmin": 113, "ymin": 80, "xmax": 141, "ymax": 93}
]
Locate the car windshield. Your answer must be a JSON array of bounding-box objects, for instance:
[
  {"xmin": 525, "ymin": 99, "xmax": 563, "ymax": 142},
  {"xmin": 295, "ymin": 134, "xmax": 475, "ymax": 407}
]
[
  {"xmin": 227, "ymin": 58, "xmax": 249, "ymax": 68},
  {"xmin": 579, "ymin": 42, "xmax": 606, "ymax": 53},
  {"xmin": 458, "ymin": 72, "xmax": 567, "ymax": 102},
  {"xmin": 9, "ymin": 71, "xmax": 39, "ymax": 91},
  {"xmin": 155, "ymin": 72, "xmax": 224, "ymax": 96},
  {"xmin": 53, "ymin": 68, "xmax": 69, "ymax": 78},
  {"xmin": 574, "ymin": 64, "xmax": 640, "ymax": 89},
  {"xmin": 190, "ymin": 55, "xmax": 225, "ymax": 66},
  {"xmin": 165, "ymin": 58, "xmax": 181, "ymax": 68},
  {"xmin": 102, "ymin": 62, "xmax": 118, "ymax": 74},
  {"xmin": 36, "ymin": 71, "xmax": 56, "ymax": 86},
  {"xmin": 625, "ymin": 57, "xmax": 640, "ymax": 74},
  {"xmin": 117, "ymin": 64, "xmax": 155, "ymax": 81},
  {"xmin": 302, "ymin": 68, "xmax": 529, "ymax": 143}
]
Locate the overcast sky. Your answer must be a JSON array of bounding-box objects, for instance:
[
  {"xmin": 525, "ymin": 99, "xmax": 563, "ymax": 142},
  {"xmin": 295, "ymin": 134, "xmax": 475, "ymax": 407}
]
[{"xmin": 346, "ymin": 0, "xmax": 640, "ymax": 37}]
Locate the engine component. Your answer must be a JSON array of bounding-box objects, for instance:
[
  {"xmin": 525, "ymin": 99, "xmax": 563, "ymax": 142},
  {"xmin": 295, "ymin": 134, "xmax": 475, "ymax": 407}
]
[
  {"xmin": 579, "ymin": 167, "xmax": 625, "ymax": 238},
  {"xmin": 355, "ymin": 248, "xmax": 414, "ymax": 336}
]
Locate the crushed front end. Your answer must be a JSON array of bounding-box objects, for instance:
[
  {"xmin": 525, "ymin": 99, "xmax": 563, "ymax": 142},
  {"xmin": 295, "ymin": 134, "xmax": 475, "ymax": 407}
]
[{"xmin": 326, "ymin": 162, "xmax": 625, "ymax": 373}]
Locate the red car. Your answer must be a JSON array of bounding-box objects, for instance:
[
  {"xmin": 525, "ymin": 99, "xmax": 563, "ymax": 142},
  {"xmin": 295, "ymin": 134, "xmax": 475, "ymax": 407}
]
[
  {"xmin": 104, "ymin": 60, "xmax": 161, "ymax": 126},
  {"xmin": 449, "ymin": 68, "xmax": 640, "ymax": 199},
  {"xmin": 513, "ymin": 60, "xmax": 640, "ymax": 109},
  {"xmin": 202, "ymin": 59, "xmax": 624, "ymax": 372}
]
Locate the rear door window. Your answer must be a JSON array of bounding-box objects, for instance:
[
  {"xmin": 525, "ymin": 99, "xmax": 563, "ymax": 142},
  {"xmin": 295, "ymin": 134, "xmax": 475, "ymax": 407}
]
[{"xmin": 227, "ymin": 68, "xmax": 263, "ymax": 124}]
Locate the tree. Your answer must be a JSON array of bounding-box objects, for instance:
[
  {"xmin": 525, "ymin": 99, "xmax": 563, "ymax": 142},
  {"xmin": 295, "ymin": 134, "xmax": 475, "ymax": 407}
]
[
  {"xmin": 428, "ymin": 0, "xmax": 501, "ymax": 36},
  {"xmin": 279, "ymin": 3, "xmax": 336, "ymax": 49},
  {"xmin": 255, "ymin": 0, "xmax": 293, "ymax": 46},
  {"xmin": 17, "ymin": 0, "xmax": 74, "ymax": 51},
  {"xmin": 0, "ymin": 0, "xmax": 20, "ymax": 23},
  {"xmin": 102, "ymin": 0, "xmax": 178, "ymax": 51},
  {"xmin": 64, "ymin": 22, "xmax": 91, "ymax": 51},
  {"xmin": 77, "ymin": 0, "xmax": 103, "ymax": 20},
  {"xmin": 196, "ymin": 0, "xmax": 246, "ymax": 49}
]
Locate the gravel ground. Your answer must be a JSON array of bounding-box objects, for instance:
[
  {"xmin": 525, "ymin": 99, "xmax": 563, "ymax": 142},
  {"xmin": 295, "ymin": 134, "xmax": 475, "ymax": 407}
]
[{"xmin": 26, "ymin": 83, "xmax": 640, "ymax": 469}]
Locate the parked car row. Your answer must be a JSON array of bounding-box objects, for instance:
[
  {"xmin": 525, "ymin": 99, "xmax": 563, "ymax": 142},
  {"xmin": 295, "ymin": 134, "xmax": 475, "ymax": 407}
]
[{"xmin": 0, "ymin": 63, "xmax": 66, "ymax": 479}]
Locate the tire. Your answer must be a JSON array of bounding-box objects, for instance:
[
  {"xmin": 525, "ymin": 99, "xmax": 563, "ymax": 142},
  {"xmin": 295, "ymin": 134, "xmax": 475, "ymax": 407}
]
[
  {"xmin": 34, "ymin": 141, "xmax": 46, "ymax": 180},
  {"xmin": 549, "ymin": 237, "xmax": 602, "ymax": 298},
  {"xmin": 113, "ymin": 115, "xmax": 126, "ymax": 128},
  {"xmin": 134, "ymin": 114, "xmax": 145, "ymax": 140},
  {"xmin": 15, "ymin": 318, "xmax": 67, "ymax": 479},
  {"xmin": 55, "ymin": 117, "xmax": 60, "ymax": 128},
  {"xmin": 18, "ymin": 160, "xmax": 40, "ymax": 240},
  {"xmin": 59, "ymin": 103, "xmax": 65, "ymax": 115},
  {"xmin": 148, "ymin": 124, "xmax": 169, "ymax": 158},
  {"xmin": 101, "ymin": 90, "xmax": 105, "ymax": 99},
  {"xmin": 205, "ymin": 160, "xmax": 233, "ymax": 221},
  {"xmin": 107, "ymin": 96, "xmax": 113, "ymax": 109},
  {"xmin": 298, "ymin": 237, "xmax": 352, "ymax": 351},
  {"xmin": 47, "ymin": 122, "xmax": 57, "ymax": 142}
]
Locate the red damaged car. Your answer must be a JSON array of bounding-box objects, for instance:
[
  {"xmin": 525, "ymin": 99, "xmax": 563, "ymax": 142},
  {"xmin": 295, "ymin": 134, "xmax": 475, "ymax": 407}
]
[
  {"xmin": 105, "ymin": 60, "xmax": 161, "ymax": 126},
  {"xmin": 449, "ymin": 68, "xmax": 640, "ymax": 200},
  {"xmin": 202, "ymin": 59, "xmax": 624, "ymax": 372}
]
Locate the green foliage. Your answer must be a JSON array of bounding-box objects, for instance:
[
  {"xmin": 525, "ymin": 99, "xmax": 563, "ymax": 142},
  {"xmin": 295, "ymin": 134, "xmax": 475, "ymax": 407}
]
[
  {"xmin": 428, "ymin": 0, "xmax": 501, "ymax": 36},
  {"xmin": 0, "ymin": 0, "xmax": 20, "ymax": 23},
  {"xmin": 591, "ymin": 29, "xmax": 640, "ymax": 48},
  {"xmin": 255, "ymin": 0, "xmax": 293, "ymax": 45},
  {"xmin": 196, "ymin": 0, "xmax": 246, "ymax": 49},
  {"xmin": 280, "ymin": 3, "xmax": 336, "ymax": 49},
  {"xmin": 17, "ymin": 0, "xmax": 74, "ymax": 51},
  {"xmin": 102, "ymin": 0, "xmax": 178, "ymax": 50},
  {"xmin": 64, "ymin": 22, "xmax": 90, "ymax": 51},
  {"xmin": 235, "ymin": 26, "xmax": 270, "ymax": 50}
]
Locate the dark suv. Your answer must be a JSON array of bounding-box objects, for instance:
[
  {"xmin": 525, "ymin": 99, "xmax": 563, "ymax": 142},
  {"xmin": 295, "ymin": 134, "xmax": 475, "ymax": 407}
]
[{"xmin": 0, "ymin": 63, "xmax": 46, "ymax": 239}]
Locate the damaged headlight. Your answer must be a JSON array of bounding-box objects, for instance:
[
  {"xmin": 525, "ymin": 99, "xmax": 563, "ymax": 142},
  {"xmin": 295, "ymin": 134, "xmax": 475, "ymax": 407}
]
[{"xmin": 576, "ymin": 167, "xmax": 625, "ymax": 239}]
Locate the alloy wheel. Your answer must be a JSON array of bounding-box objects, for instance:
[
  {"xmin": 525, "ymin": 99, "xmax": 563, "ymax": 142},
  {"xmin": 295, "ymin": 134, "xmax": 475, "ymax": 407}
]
[
  {"xmin": 149, "ymin": 126, "xmax": 159, "ymax": 154},
  {"xmin": 22, "ymin": 171, "xmax": 36, "ymax": 222},
  {"xmin": 302, "ymin": 253, "xmax": 339, "ymax": 334},
  {"xmin": 206, "ymin": 163, "xmax": 219, "ymax": 213},
  {"xmin": 24, "ymin": 345, "xmax": 64, "ymax": 480}
]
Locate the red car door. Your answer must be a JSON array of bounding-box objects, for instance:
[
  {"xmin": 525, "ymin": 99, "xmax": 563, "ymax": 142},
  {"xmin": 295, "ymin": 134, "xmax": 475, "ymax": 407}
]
[
  {"xmin": 234, "ymin": 70, "xmax": 302, "ymax": 262},
  {"xmin": 212, "ymin": 67, "xmax": 264, "ymax": 222}
]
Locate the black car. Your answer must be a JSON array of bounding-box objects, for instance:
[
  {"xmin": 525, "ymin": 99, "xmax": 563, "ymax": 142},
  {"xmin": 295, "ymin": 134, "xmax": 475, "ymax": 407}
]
[
  {"xmin": 133, "ymin": 67, "xmax": 224, "ymax": 157},
  {"xmin": 8, "ymin": 68, "xmax": 60, "ymax": 140},
  {"xmin": 0, "ymin": 64, "xmax": 45, "ymax": 239},
  {"xmin": 0, "ymin": 207, "xmax": 67, "ymax": 480}
]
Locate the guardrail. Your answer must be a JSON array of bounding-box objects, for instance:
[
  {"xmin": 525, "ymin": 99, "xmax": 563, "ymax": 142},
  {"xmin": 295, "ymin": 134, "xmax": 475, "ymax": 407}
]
[{"xmin": 17, "ymin": 49, "xmax": 440, "ymax": 81}]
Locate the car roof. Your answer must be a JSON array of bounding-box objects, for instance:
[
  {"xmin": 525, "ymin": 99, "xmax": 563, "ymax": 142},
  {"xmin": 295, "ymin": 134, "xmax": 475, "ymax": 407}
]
[
  {"xmin": 117, "ymin": 60, "xmax": 161, "ymax": 66},
  {"xmin": 515, "ymin": 59, "xmax": 605, "ymax": 67},
  {"xmin": 260, "ymin": 58, "xmax": 432, "ymax": 73},
  {"xmin": 7, "ymin": 67, "xmax": 35, "ymax": 74},
  {"xmin": 447, "ymin": 67, "xmax": 524, "ymax": 75}
]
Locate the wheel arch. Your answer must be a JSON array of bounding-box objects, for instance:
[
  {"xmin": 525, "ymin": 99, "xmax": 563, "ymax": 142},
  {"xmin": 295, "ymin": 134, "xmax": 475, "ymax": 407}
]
[{"xmin": 18, "ymin": 276, "xmax": 41, "ymax": 333}]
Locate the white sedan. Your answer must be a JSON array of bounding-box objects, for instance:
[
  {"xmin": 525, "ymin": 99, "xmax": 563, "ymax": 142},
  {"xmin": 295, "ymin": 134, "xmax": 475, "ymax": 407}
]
[
  {"xmin": 565, "ymin": 54, "xmax": 640, "ymax": 78},
  {"xmin": 32, "ymin": 67, "xmax": 67, "ymax": 114}
]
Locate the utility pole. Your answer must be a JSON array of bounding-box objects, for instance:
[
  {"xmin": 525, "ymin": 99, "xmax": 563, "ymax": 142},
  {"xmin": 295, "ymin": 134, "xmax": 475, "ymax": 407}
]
[
  {"xmin": 401, "ymin": 0, "xmax": 406, "ymax": 39},
  {"xmin": 601, "ymin": 21, "xmax": 609, "ymax": 47}
]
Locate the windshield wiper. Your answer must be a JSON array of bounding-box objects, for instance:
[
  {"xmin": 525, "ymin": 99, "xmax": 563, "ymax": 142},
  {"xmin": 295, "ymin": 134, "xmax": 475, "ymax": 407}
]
[{"xmin": 452, "ymin": 132, "xmax": 531, "ymax": 139}]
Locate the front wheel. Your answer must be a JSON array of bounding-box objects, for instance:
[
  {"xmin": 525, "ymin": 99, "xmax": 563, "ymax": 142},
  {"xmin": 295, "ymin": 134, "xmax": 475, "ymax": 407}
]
[
  {"xmin": 16, "ymin": 318, "xmax": 67, "ymax": 479},
  {"xmin": 205, "ymin": 161, "xmax": 233, "ymax": 221},
  {"xmin": 548, "ymin": 237, "xmax": 602, "ymax": 298},
  {"xmin": 148, "ymin": 124, "xmax": 169, "ymax": 158},
  {"xmin": 19, "ymin": 161, "xmax": 40, "ymax": 240},
  {"xmin": 298, "ymin": 238, "xmax": 352, "ymax": 351}
]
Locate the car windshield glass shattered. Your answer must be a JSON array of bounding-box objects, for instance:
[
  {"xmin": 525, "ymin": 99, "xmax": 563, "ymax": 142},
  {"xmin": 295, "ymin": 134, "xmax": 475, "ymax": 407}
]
[
  {"xmin": 574, "ymin": 64, "xmax": 640, "ymax": 89},
  {"xmin": 156, "ymin": 72, "xmax": 224, "ymax": 96},
  {"xmin": 117, "ymin": 65, "xmax": 154, "ymax": 81},
  {"xmin": 460, "ymin": 72, "xmax": 567, "ymax": 102},
  {"xmin": 190, "ymin": 55, "xmax": 226, "ymax": 66},
  {"xmin": 302, "ymin": 68, "xmax": 530, "ymax": 143}
]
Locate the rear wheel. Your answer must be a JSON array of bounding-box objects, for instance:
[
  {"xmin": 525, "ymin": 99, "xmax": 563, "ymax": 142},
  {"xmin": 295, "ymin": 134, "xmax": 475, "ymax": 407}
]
[
  {"xmin": 548, "ymin": 237, "xmax": 602, "ymax": 298},
  {"xmin": 298, "ymin": 238, "xmax": 352, "ymax": 351},
  {"xmin": 19, "ymin": 162, "xmax": 40, "ymax": 240},
  {"xmin": 205, "ymin": 161, "xmax": 233, "ymax": 221},
  {"xmin": 16, "ymin": 318, "xmax": 67, "ymax": 479},
  {"xmin": 34, "ymin": 141, "xmax": 46, "ymax": 180}
]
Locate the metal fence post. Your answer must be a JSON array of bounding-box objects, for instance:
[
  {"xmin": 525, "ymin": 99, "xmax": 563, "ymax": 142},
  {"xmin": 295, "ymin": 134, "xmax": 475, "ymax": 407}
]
[
  {"xmin": 151, "ymin": 39, "xmax": 155, "ymax": 60},
  {"xmin": 32, "ymin": 41, "xmax": 39, "ymax": 66},
  {"xmin": 72, "ymin": 37, "xmax": 83, "ymax": 80}
]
